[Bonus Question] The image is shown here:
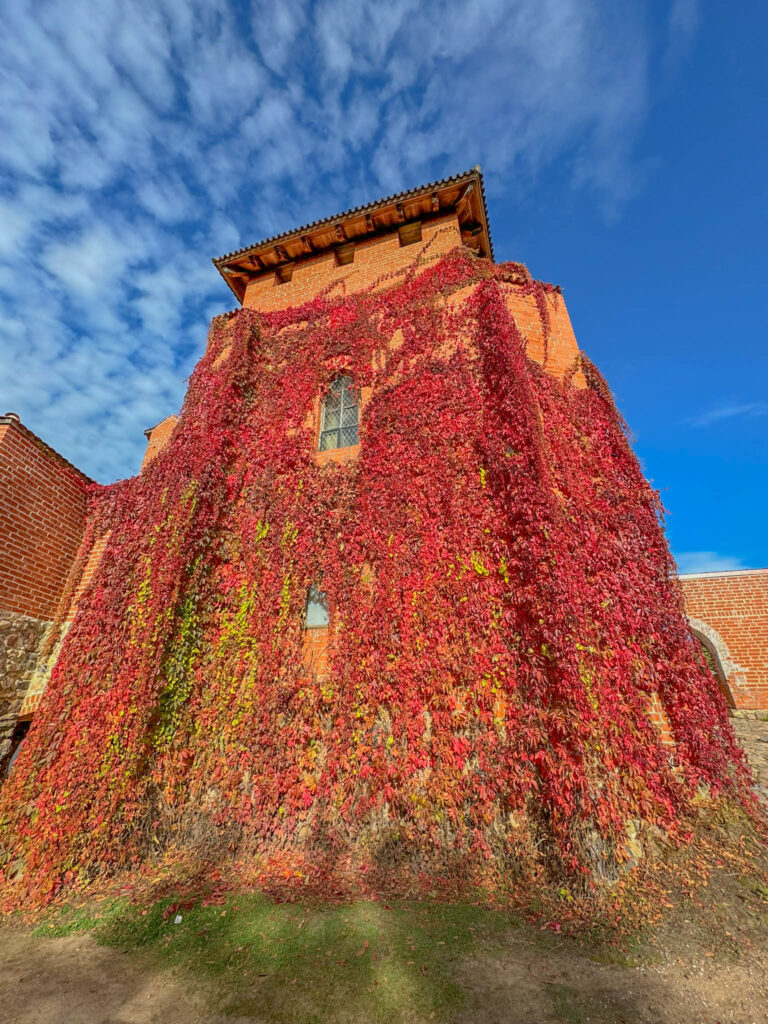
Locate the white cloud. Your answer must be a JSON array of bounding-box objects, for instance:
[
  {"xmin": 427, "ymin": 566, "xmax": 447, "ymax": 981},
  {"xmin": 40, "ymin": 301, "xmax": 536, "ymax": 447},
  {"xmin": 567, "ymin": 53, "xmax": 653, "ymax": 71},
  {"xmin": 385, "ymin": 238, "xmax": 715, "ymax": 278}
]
[
  {"xmin": 665, "ymin": 0, "xmax": 699, "ymax": 73},
  {"xmin": 676, "ymin": 551, "xmax": 749, "ymax": 574},
  {"xmin": 41, "ymin": 225, "xmax": 138, "ymax": 296},
  {"xmin": 253, "ymin": 3, "xmax": 309, "ymax": 75},
  {"xmin": 135, "ymin": 178, "xmax": 197, "ymax": 225},
  {"xmin": 690, "ymin": 402, "xmax": 768, "ymax": 428},
  {"xmin": 0, "ymin": 0, "xmax": 678, "ymax": 481},
  {"xmin": 0, "ymin": 201, "xmax": 33, "ymax": 257}
]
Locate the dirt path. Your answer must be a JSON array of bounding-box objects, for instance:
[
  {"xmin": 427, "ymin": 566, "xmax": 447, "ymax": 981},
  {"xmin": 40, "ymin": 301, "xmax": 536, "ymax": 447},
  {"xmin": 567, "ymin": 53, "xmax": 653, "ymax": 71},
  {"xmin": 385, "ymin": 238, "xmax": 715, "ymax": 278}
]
[
  {"xmin": 456, "ymin": 941, "xmax": 768, "ymax": 1024},
  {"xmin": 0, "ymin": 926, "xmax": 219, "ymax": 1024}
]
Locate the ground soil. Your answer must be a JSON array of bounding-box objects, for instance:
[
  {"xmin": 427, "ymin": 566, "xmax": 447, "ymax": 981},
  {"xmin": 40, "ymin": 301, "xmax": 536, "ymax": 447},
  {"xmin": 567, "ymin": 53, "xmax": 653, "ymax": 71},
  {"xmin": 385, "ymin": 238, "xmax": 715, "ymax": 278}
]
[
  {"xmin": 733, "ymin": 718, "xmax": 768, "ymax": 804},
  {"xmin": 1, "ymin": 721, "xmax": 766, "ymax": 1024},
  {"xmin": 2, "ymin": 885, "xmax": 767, "ymax": 1024}
]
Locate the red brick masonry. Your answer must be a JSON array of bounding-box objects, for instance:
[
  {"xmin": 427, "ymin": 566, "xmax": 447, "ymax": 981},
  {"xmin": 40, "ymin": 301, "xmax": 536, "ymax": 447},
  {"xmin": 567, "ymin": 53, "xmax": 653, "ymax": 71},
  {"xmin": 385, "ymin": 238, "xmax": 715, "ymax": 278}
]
[
  {"xmin": 680, "ymin": 569, "xmax": 768, "ymax": 710},
  {"xmin": 0, "ymin": 415, "xmax": 90, "ymax": 621}
]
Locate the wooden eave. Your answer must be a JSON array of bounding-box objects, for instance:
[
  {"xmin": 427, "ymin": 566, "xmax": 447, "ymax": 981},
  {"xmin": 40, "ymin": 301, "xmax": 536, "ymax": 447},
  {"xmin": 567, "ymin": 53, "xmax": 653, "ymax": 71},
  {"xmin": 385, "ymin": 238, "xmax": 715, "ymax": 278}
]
[{"xmin": 212, "ymin": 166, "xmax": 493, "ymax": 303}]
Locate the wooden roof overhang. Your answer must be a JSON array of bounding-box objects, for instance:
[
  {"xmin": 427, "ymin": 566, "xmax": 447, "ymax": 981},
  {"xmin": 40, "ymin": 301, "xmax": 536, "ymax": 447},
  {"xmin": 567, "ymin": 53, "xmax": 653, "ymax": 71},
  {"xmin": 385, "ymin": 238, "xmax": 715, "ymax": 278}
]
[{"xmin": 212, "ymin": 166, "xmax": 493, "ymax": 303}]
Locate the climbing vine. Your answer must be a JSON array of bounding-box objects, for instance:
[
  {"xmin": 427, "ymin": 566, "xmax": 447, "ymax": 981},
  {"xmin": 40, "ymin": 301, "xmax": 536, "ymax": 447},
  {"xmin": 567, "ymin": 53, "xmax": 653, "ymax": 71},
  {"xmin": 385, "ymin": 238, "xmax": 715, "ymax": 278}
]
[{"xmin": 0, "ymin": 247, "xmax": 756, "ymax": 908}]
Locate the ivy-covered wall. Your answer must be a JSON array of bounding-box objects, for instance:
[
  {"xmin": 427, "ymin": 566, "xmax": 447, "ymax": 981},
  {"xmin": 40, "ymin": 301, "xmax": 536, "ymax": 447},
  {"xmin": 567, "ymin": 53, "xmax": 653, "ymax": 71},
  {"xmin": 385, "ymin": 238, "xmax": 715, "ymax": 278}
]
[{"xmin": 0, "ymin": 247, "xmax": 754, "ymax": 908}]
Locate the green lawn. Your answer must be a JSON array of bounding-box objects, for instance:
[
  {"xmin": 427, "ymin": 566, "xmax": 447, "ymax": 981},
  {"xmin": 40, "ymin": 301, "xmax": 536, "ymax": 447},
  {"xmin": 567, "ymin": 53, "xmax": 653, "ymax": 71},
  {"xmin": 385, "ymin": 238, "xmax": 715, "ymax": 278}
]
[{"xmin": 35, "ymin": 894, "xmax": 521, "ymax": 1022}]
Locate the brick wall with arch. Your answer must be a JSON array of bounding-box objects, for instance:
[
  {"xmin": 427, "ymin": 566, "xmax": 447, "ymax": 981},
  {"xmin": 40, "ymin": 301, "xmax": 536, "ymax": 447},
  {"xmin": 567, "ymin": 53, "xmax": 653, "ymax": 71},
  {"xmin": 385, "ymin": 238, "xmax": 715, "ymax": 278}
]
[{"xmin": 679, "ymin": 569, "xmax": 768, "ymax": 712}]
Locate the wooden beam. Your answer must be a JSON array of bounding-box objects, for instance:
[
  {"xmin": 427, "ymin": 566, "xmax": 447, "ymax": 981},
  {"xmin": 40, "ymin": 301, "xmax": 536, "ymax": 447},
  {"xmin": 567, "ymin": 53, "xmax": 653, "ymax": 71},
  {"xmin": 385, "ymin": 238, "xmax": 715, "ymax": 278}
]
[
  {"xmin": 460, "ymin": 224, "xmax": 482, "ymax": 250},
  {"xmin": 334, "ymin": 223, "xmax": 346, "ymax": 241},
  {"xmin": 395, "ymin": 203, "xmax": 405, "ymax": 223},
  {"xmin": 431, "ymin": 192, "xmax": 440, "ymax": 212},
  {"xmin": 365, "ymin": 213, "xmax": 374, "ymax": 232},
  {"xmin": 275, "ymin": 245, "xmax": 290, "ymax": 262},
  {"xmin": 300, "ymin": 235, "xmax": 315, "ymax": 254},
  {"xmin": 457, "ymin": 181, "xmax": 476, "ymax": 215}
]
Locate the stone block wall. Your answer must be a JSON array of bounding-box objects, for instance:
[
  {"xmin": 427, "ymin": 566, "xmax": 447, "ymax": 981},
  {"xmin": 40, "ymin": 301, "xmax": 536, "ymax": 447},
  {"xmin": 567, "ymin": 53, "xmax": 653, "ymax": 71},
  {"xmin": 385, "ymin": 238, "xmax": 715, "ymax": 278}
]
[{"xmin": 0, "ymin": 610, "xmax": 49, "ymax": 774}]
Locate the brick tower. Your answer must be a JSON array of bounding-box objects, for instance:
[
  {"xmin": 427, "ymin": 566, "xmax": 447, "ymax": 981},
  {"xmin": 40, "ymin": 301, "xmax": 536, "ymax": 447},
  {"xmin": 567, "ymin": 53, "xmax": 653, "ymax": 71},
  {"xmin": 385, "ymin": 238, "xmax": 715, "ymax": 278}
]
[
  {"xmin": 2, "ymin": 168, "xmax": 765, "ymax": 782},
  {"xmin": 0, "ymin": 169, "xmax": 761, "ymax": 906}
]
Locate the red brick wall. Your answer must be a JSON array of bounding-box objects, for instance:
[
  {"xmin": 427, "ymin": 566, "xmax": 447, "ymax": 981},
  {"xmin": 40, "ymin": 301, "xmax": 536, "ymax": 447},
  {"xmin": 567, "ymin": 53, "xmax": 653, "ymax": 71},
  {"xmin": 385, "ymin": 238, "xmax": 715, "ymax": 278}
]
[
  {"xmin": 680, "ymin": 569, "xmax": 768, "ymax": 709},
  {"xmin": 647, "ymin": 691, "xmax": 674, "ymax": 745},
  {"xmin": 303, "ymin": 626, "xmax": 330, "ymax": 681},
  {"xmin": 445, "ymin": 280, "xmax": 583, "ymax": 382},
  {"xmin": 64, "ymin": 532, "xmax": 110, "ymax": 626},
  {"xmin": 243, "ymin": 214, "xmax": 463, "ymax": 313},
  {"xmin": 0, "ymin": 416, "xmax": 90, "ymax": 621},
  {"xmin": 141, "ymin": 415, "xmax": 178, "ymax": 471},
  {"xmin": 240, "ymin": 218, "xmax": 582, "ymax": 382},
  {"xmin": 128, "ymin": 228, "xmax": 583, "ymax": 699}
]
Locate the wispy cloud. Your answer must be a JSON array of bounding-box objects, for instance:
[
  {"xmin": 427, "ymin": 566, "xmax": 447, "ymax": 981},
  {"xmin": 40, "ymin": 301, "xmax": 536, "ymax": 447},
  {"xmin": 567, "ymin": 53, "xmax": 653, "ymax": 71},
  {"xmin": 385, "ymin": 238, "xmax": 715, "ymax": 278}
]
[
  {"xmin": 690, "ymin": 402, "xmax": 768, "ymax": 428},
  {"xmin": 0, "ymin": 0, "xmax": 678, "ymax": 481},
  {"xmin": 676, "ymin": 551, "xmax": 749, "ymax": 574},
  {"xmin": 665, "ymin": 0, "xmax": 699, "ymax": 73}
]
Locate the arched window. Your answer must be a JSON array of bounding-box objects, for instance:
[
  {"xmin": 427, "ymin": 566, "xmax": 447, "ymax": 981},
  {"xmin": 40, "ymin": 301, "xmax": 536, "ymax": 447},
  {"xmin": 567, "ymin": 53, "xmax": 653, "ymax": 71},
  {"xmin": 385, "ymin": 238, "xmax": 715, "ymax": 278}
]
[
  {"xmin": 305, "ymin": 583, "xmax": 329, "ymax": 628},
  {"xmin": 319, "ymin": 376, "xmax": 359, "ymax": 452}
]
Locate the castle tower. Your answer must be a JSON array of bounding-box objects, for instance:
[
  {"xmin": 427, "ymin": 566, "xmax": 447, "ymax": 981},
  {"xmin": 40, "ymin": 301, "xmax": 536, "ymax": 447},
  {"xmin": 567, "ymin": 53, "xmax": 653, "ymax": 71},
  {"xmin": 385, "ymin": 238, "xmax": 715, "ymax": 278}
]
[
  {"xmin": 143, "ymin": 169, "xmax": 582, "ymax": 466},
  {"xmin": 0, "ymin": 169, "xmax": 752, "ymax": 905}
]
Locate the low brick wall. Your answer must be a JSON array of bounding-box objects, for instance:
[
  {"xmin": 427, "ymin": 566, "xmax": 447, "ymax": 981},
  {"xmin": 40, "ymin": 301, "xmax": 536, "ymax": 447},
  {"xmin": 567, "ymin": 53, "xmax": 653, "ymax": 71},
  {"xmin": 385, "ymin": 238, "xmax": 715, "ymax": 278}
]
[{"xmin": 680, "ymin": 569, "xmax": 768, "ymax": 711}]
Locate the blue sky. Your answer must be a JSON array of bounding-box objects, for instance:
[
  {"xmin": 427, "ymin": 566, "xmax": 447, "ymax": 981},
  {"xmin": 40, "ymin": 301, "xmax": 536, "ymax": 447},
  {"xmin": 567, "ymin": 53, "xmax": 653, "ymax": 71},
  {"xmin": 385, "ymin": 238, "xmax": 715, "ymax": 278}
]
[{"xmin": 1, "ymin": 0, "xmax": 765, "ymax": 572}]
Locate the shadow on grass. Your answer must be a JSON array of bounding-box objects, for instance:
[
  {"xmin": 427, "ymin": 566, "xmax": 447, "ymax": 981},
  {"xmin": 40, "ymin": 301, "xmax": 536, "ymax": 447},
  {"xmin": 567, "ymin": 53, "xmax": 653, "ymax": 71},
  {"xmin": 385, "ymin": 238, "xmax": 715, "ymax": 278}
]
[
  {"xmin": 50, "ymin": 894, "xmax": 518, "ymax": 1022},
  {"xmin": 35, "ymin": 884, "xmax": 754, "ymax": 1024}
]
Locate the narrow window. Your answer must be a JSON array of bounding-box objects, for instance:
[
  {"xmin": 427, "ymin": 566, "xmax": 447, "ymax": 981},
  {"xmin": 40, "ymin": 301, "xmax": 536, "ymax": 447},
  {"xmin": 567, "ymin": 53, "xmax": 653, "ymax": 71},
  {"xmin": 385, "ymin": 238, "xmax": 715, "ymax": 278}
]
[
  {"xmin": 305, "ymin": 584, "xmax": 329, "ymax": 628},
  {"xmin": 319, "ymin": 376, "xmax": 359, "ymax": 451}
]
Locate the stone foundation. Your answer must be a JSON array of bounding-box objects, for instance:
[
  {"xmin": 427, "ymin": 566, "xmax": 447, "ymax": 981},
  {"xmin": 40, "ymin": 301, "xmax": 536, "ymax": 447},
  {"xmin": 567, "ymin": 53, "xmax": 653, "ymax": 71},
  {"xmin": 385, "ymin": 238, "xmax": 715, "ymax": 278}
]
[{"xmin": 0, "ymin": 609, "xmax": 50, "ymax": 775}]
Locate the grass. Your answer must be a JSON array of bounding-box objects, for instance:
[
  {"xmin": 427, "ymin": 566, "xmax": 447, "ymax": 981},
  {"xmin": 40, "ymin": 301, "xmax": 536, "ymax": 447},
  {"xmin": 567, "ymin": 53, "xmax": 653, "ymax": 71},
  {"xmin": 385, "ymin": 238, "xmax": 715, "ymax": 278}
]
[
  {"xmin": 32, "ymin": 898, "xmax": 127, "ymax": 937},
  {"xmin": 27, "ymin": 845, "xmax": 768, "ymax": 1023},
  {"xmin": 36, "ymin": 893, "xmax": 519, "ymax": 1022}
]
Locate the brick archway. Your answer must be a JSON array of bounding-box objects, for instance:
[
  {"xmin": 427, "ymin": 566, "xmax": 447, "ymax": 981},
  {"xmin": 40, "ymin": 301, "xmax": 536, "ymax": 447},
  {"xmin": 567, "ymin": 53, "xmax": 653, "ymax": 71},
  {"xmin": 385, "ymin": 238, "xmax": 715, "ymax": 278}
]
[{"xmin": 688, "ymin": 616, "xmax": 738, "ymax": 709}]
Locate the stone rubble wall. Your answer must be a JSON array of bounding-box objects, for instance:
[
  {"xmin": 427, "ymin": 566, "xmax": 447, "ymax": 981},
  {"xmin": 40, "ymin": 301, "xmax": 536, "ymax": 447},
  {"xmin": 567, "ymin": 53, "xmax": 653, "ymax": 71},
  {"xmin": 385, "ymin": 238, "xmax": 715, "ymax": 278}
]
[{"xmin": 0, "ymin": 609, "xmax": 50, "ymax": 775}]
